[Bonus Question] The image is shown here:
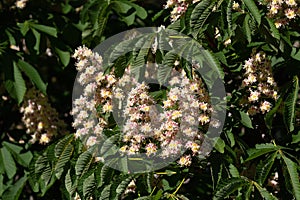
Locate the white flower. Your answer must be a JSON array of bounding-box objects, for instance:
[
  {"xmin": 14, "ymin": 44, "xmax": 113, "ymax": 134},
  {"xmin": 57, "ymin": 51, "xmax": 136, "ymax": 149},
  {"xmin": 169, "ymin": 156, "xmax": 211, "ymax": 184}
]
[
  {"xmin": 232, "ymin": 1, "xmax": 240, "ymax": 10},
  {"xmin": 86, "ymin": 136, "xmax": 97, "ymax": 147},
  {"xmin": 171, "ymin": 110, "xmax": 182, "ymax": 120},
  {"xmin": 285, "ymin": 0, "xmax": 297, "ymax": 6},
  {"xmin": 40, "ymin": 134, "xmax": 50, "ymax": 144},
  {"xmin": 248, "ymin": 91, "xmax": 260, "ymax": 102},
  {"xmin": 178, "ymin": 155, "xmax": 192, "ymax": 167},
  {"xmin": 103, "ymin": 102, "xmax": 113, "ymax": 112},
  {"xmin": 260, "ymin": 101, "xmax": 272, "ymax": 113},
  {"xmin": 224, "ymin": 38, "xmax": 231, "ymax": 46},
  {"xmin": 198, "ymin": 114, "xmax": 210, "ymax": 125}
]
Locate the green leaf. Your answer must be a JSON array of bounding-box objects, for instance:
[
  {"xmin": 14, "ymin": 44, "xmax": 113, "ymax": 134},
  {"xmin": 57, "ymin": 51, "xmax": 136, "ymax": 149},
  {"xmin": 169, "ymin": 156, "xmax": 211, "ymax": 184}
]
[
  {"xmin": 99, "ymin": 165, "xmax": 113, "ymax": 188},
  {"xmin": 2, "ymin": 175, "xmax": 27, "ymax": 200},
  {"xmin": 100, "ymin": 183, "xmax": 112, "ymax": 200},
  {"xmin": 54, "ymin": 135, "xmax": 74, "ymax": 179},
  {"xmin": 65, "ymin": 169, "xmax": 77, "ymax": 196},
  {"xmin": 0, "ymin": 147, "xmax": 17, "ymax": 179},
  {"xmin": 13, "ymin": 62, "xmax": 26, "ymax": 104},
  {"xmin": 240, "ymin": 111, "xmax": 253, "ymax": 129},
  {"xmin": 5, "ymin": 30, "xmax": 16, "ymax": 45},
  {"xmin": 227, "ymin": 0, "xmax": 233, "ymax": 36},
  {"xmin": 123, "ymin": 1, "xmax": 147, "ymax": 19},
  {"xmin": 35, "ymin": 154, "xmax": 52, "ymax": 185},
  {"xmin": 265, "ymin": 96, "xmax": 282, "ymax": 129},
  {"xmin": 292, "ymin": 131, "xmax": 300, "ymax": 144},
  {"xmin": 122, "ymin": 11, "xmax": 136, "ymax": 26},
  {"xmin": 214, "ymin": 138, "xmax": 226, "ymax": 153},
  {"xmin": 243, "ymin": 14, "xmax": 252, "ymax": 43},
  {"xmin": 17, "ymin": 21, "xmax": 30, "ymax": 36},
  {"xmin": 116, "ymin": 176, "xmax": 134, "ymax": 198},
  {"xmin": 83, "ymin": 173, "xmax": 95, "ymax": 199},
  {"xmin": 254, "ymin": 182, "xmax": 278, "ymax": 200},
  {"xmin": 255, "ymin": 152, "xmax": 277, "ymax": 185},
  {"xmin": 245, "ymin": 143, "xmax": 281, "ymax": 162},
  {"xmin": 3, "ymin": 142, "xmax": 32, "ymax": 167},
  {"xmin": 130, "ymin": 34, "xmax": 155, "ymax": 80},
  {"xmin": 243, "ymin": 0, "xmax": 261, "ymax": 25},
  {"xmin": 201, "ymin": 49, "xmax": 225, "ymax": 79},
  {"xmin": 30, "ymin": 24, "xmax": 57, "ymax": 37},
  {"xmin": 158, "ymin": 51, "xmax": 177, "ymax": 85},
  {"xmin": 266, "ymin": 18, "xmax": 280, "ymax": 40},
  {"xmin": 283, "ymin": 76, "xmax": 299, "ymax": 132},
  {"xmin": 17, "ymin": 60, "xmax": 47, "ymax": 94},
  {"xmin": 229, "ymin": 164, "xmax": 240, "ymax": 178},
  {"xmin": 92, "ymin": 3, "xmax": 110, "ymax": 38},
  {"xmin": 75, "ymin": 150, "xmax": 93, "ymax": 177},
  {"xmin": 55, "ymin": 48, "xmax": 71, "ymax": 67},
  {"xmin": 190, "ymin": 0, "xmax": 217, "ymax": 37},
  {"xmin": 226, "ymin": 131, "xmax": 235, "ymax": 147},
  {"xmin": 112, "ymin": 1, "xmax": 131, "ymax": 14},
  {"xmin": 213, "ymin": 178, "xmax": 248, "ymax": 200},
  {"xmin": 281, "ymin": 154, "xmax": 300, "ymax": 200},
  {"xmin": 31, "ymin": 28, "xmax": 41, "ymax": 54},
  {"xmin": 0, "ymin": 175, "xmax": 5, "ymax": 196}
]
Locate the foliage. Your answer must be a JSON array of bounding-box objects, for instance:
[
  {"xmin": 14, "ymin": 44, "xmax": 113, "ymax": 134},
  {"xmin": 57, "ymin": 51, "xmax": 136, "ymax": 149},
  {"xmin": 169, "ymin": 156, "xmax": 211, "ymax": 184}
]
[{"xmin": 1, "ymin": 0, "xmax": 300, "ymax": 199}]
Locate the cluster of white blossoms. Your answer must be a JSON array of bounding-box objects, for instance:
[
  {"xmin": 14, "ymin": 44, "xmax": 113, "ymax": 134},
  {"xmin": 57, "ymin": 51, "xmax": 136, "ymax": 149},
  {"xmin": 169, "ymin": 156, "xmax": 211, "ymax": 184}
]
[
  {"xmin": 71, "ymin": 46, "xmax": 114, "ymax": 147},
  {"xmin": 164, "ymin": 0, "xmax": 201, "ymax": 22},
  {"xmin": 15, "ymin": 0, "xmax": 28, "ymax": 9},
  {"xmin": 262, "ymin": 0, "xmax": 300, "ymax": 28},
  {"xmin": 72, "ymin": 46, "xmax": 213, "ymax": 167},
  {"xmin": 20, "ymin": 88, "xmax": 67, "ymax": 144},
  {"xmin": 241, "ymin": 51, "xmax": 278, "ymax": 115},
  {"xmin": 118, "ymin": 68, "xmax": 212, "ymax": 167}
]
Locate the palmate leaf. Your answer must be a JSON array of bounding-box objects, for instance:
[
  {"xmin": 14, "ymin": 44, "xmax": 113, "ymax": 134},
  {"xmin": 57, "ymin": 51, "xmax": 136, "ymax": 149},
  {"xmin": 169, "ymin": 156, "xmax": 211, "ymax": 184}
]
[
  {"xmin": 283, "ymin": 76, "xmax": 299, "ymax": 132},
  {"xmin": 243, "ymin": 0, "xmax": 261, "ymax": 25},
  {"xmin": 190, "ymin": 0, "xmax": 217, "ymax": 37},
  {"xmin": 213, "ymin": 177, "xmax": 248, "ymax": 200},
  {"xmin": 255, "ymin": 152, "xmax": 277, "ymax": 185},
  {"xmin": 281, "ymin": 154, "xmax": 300, "ymax": 200}
]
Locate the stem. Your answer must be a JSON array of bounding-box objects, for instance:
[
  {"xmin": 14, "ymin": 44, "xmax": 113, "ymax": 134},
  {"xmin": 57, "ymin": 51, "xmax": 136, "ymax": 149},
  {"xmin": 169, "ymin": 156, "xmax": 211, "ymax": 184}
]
[{"xmin": 172, "ymin": 178, "xmax": 185, "ymax": 195}]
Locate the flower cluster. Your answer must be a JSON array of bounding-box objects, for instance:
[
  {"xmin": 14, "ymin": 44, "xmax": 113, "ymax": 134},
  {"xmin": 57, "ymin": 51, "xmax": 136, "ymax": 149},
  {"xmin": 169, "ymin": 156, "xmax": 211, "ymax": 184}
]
[
  {"xmin": 164, "ymin": 0, "xmax": 201, "ymax": 22},
  {"xmin": 20, "ymin": 88, "xmax": 67, "ymax": 144},
  {"xmin": 118, "ymin": 68, "xmax": 211, "ymax": 167},
  {"xmin": 71, "ymin": 46, "xmax": 117, "ymax": 147},
  {"xmin": 241, "ymin": 51, "xmax": 278, "ymax": 115},
  {"xmin": 72, "ymin": 46, "xmax": 213, "ymax": 167},
  {"xmin": 262, "ymin": 0, "xmax": 300, "ymax": 28}
]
